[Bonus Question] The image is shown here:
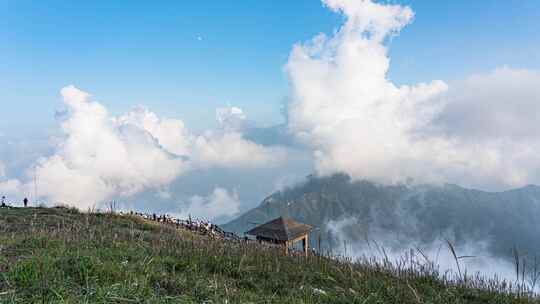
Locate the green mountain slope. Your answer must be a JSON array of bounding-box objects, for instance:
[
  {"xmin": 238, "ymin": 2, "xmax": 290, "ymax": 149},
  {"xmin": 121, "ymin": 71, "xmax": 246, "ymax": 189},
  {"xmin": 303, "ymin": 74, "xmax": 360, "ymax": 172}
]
[{"xmin": 0, "ymin": 206, "xmax": 536, "ymax": 303}]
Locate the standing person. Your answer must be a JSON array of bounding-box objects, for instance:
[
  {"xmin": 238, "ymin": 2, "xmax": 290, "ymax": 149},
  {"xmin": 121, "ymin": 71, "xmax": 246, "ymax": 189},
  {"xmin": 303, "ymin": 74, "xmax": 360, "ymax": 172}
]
[{"xmin": 23, "ymin": 197, "xmax": 28, "ymax": 207}]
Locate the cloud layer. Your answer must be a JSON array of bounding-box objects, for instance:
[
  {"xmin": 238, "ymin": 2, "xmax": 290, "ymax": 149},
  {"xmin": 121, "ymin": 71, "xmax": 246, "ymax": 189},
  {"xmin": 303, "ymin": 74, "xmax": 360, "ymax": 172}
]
[
  {"xmin": 326, "ymin": 216, "xmax": 517, "ymax": 284},
  {"xmin": 286, "ymin": 0, "xmax": 540, "ymax": 189},
  {"xmin": 19, "ymin": 86, "xmax": 284, "ymax": 209}
]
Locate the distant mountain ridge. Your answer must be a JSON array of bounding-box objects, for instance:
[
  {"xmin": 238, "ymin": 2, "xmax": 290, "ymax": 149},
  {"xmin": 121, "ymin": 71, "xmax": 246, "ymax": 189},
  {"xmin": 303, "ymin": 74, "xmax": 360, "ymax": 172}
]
[{"xmin": 223, "ymin": 174, "xmax": 540, "ymax": 258}]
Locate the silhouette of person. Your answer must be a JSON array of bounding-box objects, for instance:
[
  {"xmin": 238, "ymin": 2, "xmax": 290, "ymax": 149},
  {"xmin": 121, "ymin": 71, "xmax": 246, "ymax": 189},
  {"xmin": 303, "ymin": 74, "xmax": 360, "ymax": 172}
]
[
  {"xmin": 1, "ymin": 196, "xmax": 5, "ymax": 207},
  {"xmin": 23, "ymin": 198, "xmax": 28, "ymax": 207}
]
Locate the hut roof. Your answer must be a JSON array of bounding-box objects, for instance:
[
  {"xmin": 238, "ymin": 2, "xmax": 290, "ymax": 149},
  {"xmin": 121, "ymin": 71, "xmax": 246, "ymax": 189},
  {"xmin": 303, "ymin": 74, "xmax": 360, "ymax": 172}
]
[{"xmin": 246, "ymin": 216, "xmax": 313, "ymax": 241}]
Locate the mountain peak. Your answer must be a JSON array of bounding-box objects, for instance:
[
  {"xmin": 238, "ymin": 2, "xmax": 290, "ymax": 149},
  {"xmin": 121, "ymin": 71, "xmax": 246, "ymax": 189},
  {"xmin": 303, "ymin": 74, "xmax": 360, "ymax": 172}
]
[{"xmin": 224, "ymin": 174, "xmax": 540, "ymax": 261}]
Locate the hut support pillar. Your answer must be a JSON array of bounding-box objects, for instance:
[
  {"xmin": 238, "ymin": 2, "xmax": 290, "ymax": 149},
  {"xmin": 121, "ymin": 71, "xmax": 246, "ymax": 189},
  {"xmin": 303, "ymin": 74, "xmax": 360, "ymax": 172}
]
[{"xmin": 302, "ymin": 234, "xmax": 308, "ymax": 256}]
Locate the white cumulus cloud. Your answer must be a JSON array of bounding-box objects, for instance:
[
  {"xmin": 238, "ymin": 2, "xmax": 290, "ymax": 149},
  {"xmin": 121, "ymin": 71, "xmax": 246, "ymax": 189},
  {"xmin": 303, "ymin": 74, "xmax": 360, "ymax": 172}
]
[
  {"xmin": 192, "ymin": 131, "xmax": 285, "ymax": 169},
  {"xmin": 287, "ymin": 0, "xmax": 447, "ymax": 184},
  {"xmin": 117, "ymin": 106, "xmax": 192, "ymax": 156},
  {"xmin": 32, "ymin": 86, "xmax": 188, "ymax": 209},
  {"xmin": 436, "ymin": 67, "xmax": 540, "ymax": 142},
  {"xmin": 286, "ymin": 0, "xmax": 540, "ymax": 189},
  {"xmin": 18, "ymin": 86, "xmax": 284, "ymax": 209}
]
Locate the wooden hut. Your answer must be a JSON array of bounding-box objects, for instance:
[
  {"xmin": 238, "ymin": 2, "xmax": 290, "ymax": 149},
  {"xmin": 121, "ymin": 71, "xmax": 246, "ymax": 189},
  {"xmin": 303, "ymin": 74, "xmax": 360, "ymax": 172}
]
[{"xmin": 246, "ymin": 216, "xmax": 313, "ymax": 255}]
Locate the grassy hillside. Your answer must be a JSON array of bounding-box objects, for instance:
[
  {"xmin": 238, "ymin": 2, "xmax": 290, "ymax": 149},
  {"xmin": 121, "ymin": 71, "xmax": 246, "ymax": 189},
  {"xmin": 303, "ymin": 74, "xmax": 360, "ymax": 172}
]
[{"xmin": 0, "ymin": 207, "xmax": 537, "ymax": 303}]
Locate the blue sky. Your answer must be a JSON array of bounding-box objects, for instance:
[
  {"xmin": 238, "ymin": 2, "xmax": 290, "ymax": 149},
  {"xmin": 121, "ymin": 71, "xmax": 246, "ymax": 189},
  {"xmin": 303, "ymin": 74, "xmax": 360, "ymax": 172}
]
[{"xmin": 2, "ymin": 0, "xmax": 539, "ymax": 132}]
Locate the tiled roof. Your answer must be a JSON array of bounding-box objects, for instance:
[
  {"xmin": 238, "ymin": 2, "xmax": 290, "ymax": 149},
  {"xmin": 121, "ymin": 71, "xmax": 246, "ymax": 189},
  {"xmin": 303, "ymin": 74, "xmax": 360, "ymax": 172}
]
[{"xmin": 246, "ymin": 217, "xmax": 313, "ymax": 241}]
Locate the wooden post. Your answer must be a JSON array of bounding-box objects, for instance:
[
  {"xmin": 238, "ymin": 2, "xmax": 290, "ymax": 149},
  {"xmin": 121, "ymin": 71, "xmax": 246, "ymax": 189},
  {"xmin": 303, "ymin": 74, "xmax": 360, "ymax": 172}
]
[
  {"xmin": 302, "ymin": 234, "xmax": 308, "ymax": 256},
  {"xmin": 317, "ymin": 231, "xmax": 321, "ymax": 255}
]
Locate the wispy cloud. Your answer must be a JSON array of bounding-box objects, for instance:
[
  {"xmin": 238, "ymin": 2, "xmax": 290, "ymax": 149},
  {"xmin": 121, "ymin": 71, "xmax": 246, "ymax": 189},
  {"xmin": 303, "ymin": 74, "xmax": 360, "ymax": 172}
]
[{"xmin": 176, "ymin": 187, "xmax": 241, "ymax": 221}]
